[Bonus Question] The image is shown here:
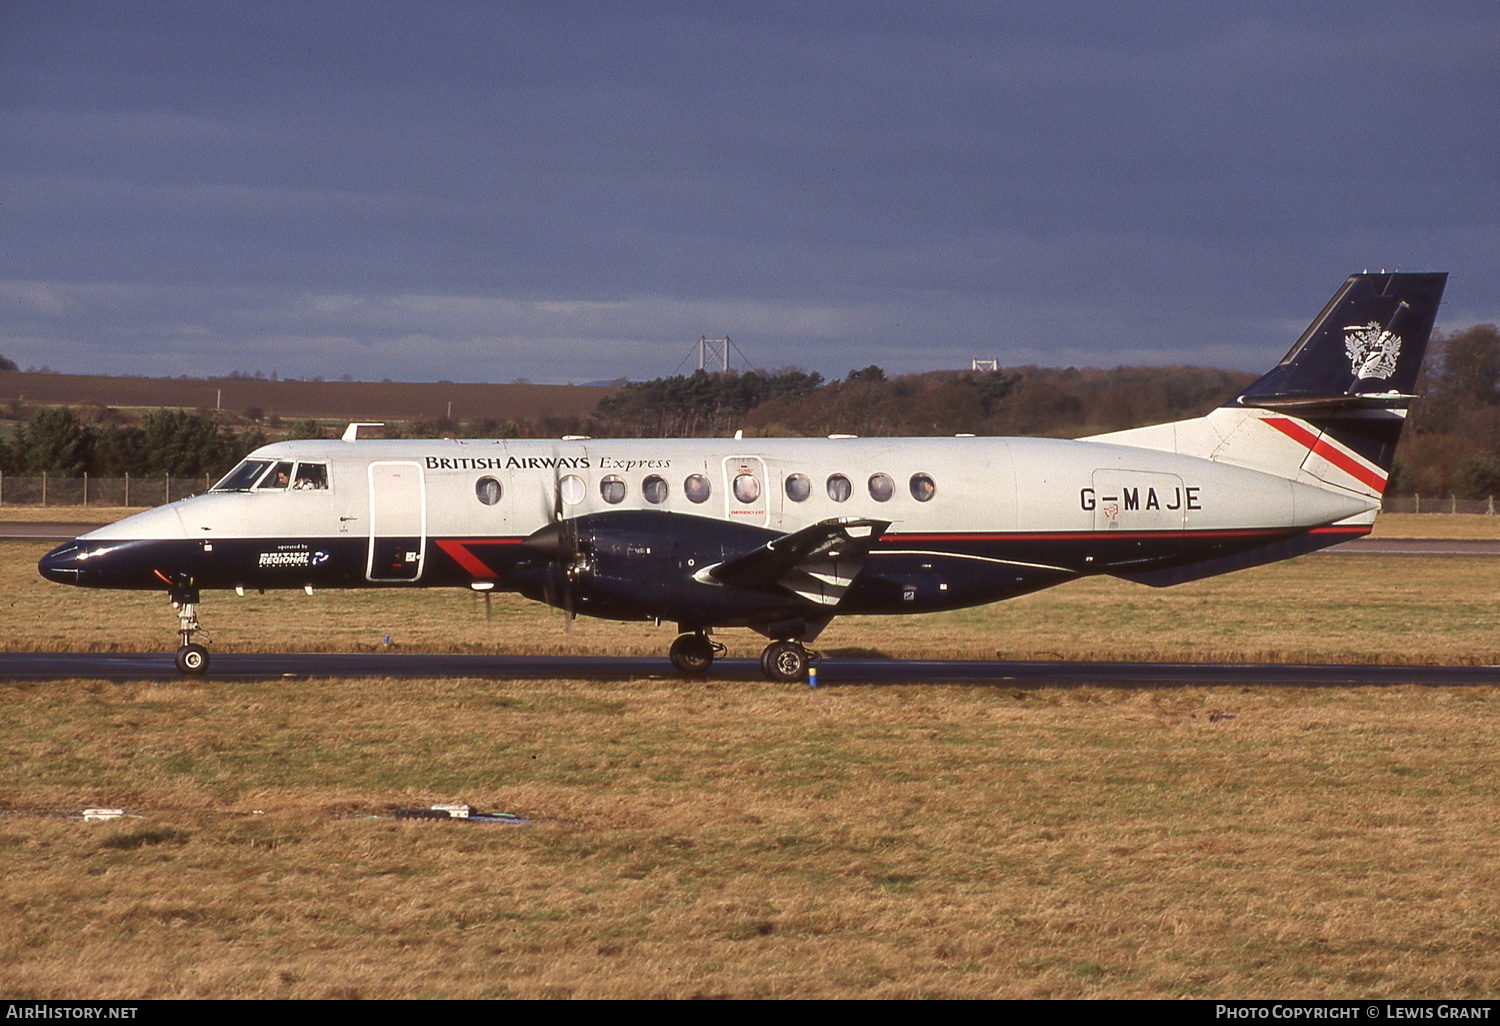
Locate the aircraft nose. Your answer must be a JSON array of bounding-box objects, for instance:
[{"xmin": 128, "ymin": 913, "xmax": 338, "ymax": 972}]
[
  {"xmin": 38, "ymin": 539, "xmax": 138, "ymax": 587},
  {"xmin": 38, "ymin": 541, "xmax": 89, "ymax": 585}
]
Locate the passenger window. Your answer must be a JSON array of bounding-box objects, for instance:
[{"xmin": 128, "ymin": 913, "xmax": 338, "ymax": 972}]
[
  {"xmin": 868, "ymin": 473, "xmax": 894, "ymax": 502},
  {"xmin": 685, "ymin": 474, "xmax": 711, "ymax": 504},
  {"xmin": 559, "ymin": 475, "xmax": 585, "ymax": 506},
  {"xmin": 476, "ymin": 476, "xmax": 502, "ymax": 506},
  {"xmin": 259, "ymin": 461, "xmax": 295, "ymax": 490},
  {"xmin": 910, "ymin": 473, "xmax": 936, "ymax": 502},
  {"xmin": 642, "ymin": 475, "xmax": 668, "ymax": 504},
  {"xmin": 293, "ymin": 463, "xmax": 328, "ymax": 490},
  {"xmin": 826, "ymin": 474, "xmax": 851, "ymax": 502},
  {"xmin": 600, "ymin": 475, "xmax": 626, "ymax": 504},
  {"xmin": 733, "ymin": 473, "xmax": 761, "ymax": 504},
  {"xmin": 785, "ymin": 473, "xmax": 811, "ymax": 502}
]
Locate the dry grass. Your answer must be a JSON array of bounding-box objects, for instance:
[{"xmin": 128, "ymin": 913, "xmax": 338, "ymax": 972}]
[
  {"xmin": 7, "ymin": 538, "xmax": 1500, "ymax": 664},
  {"xmin": 1, "ymin": 677, "xmax": 1498, "ymax": 998},
  {"xmin": 1370, "ymin": 514, "xmax": 1500, "ymax": 539},
  {"xmin": 9, "ymin": 515, "xmax": 1500, "ymax": 998},
  {"xmin": 0, "ymin": 506, "xmax": 144, "ymax": 523}
]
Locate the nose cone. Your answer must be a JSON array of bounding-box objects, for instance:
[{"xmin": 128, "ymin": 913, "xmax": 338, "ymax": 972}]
[
  {"xmin": 39, "ymin": 540, "xmax": 90, "ymax": 585},
  {"xmin": 38, "ymin": 539, "xmax": 141, "ymax": 587}
]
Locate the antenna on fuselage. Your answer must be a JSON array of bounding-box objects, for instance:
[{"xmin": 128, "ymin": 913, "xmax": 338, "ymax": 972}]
[{"xmin": 342, "ymin": 423, "xmax": 385, "ymax": 441}]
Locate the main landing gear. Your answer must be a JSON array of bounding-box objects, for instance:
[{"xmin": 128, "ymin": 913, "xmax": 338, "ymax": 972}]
[
  {"xmin": 170, "ymin": 587, "xmax": 209, "ymax": 675},
  {"xmin": 759, "ymin": 640, "xmax": 810, "ymax": 683},
  {"xmin": 669, "ymin": 632, "xmax": 723, "ymax": 677},
  {"xmin": 666, "ymin": 631, "xmax": 815, "ymax": 683}
]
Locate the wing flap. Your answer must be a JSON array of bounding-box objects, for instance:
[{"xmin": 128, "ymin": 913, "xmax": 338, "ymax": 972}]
[{"xmin": 702, "ymin": 518, "xmax": 889, "ymax": 605}]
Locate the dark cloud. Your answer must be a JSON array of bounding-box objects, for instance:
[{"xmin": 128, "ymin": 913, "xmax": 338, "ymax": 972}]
[{"xmin": 1, "ymin": 1, "xmax": 1495, "ymax": 383}]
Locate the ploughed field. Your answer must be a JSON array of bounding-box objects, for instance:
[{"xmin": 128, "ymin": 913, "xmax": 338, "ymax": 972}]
[
  {"xmin": 3, "ymin": 512, "xmax": 1498, "ymax": 998},
  {"xmin": 0, "ymin": 372, "xmax": 612, "ymax": 424}
]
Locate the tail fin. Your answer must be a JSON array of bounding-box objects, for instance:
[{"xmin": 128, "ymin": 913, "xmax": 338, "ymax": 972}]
[
  {"xmin": 1089, "ymin": 272, "xmax": 1447, "ymax": 503},
  {"xmin": 1232, "ymin": 271, "xmax": 1447, "ymax": 409}
]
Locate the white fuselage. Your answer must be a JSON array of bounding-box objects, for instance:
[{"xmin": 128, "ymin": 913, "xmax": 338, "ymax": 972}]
[{"xmin": 86, "ymin": 434, "xmax": 1374, "ymax": 552}]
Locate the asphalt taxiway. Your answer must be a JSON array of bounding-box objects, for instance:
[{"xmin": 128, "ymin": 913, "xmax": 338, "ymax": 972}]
[{"xmin": 0, "ymin": 651, "xmax": 1496, "ymax": 686}]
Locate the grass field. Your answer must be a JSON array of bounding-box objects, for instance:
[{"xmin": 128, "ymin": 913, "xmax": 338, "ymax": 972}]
[
  {"xmin": 5, "ymin": 512, "xmax": 1500, "ymax": 998},
  {"xmin": 2, "ymin": 678, "xmax": 1499, "ymax": 999}
]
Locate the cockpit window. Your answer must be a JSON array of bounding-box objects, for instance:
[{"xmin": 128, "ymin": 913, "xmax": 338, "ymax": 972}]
[
  {"xmin": 212, "ymin": 460, "xmax": 273, "ymax": 492},
  {"xmin": 258, "ymin": 461, "xmax": 296, "ymax": 490},
  {"xmin": 292, "ymin": 463, "xmax": 328, "ymax": 490}
]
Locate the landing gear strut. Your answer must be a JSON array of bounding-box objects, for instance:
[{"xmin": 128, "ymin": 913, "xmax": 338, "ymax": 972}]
[
  {"xmin": 760, "ymin": 640, "xmax": 810, "ymax": 683},
  {"xmin": 170, "ymin": 587, "xmax": 209, "ymax": 675},
  {"xmin": 669, "ymin": 632, "xmax": 722, "ymax": 676}
]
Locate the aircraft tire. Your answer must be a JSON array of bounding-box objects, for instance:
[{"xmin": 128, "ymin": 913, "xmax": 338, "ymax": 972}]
[
  {"xmin": 669, "ymin": 634, "xmax": 715, "ymax": 676},
  {"xmin": 175, "ymin": 643, "xmax": 209, "ymax": 675},
  {"xmin": 761, "ymin": 641, "xmax": 807, "ymax": 683}
]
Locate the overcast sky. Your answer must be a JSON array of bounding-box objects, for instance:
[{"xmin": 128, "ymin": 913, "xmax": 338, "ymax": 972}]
[{"xmin": 2, "ymin": 1, "xmax": 1496, "ymax": 384}]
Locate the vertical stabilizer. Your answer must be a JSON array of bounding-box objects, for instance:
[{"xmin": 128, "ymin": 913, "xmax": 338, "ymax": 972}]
[
  {"xmin": 1089, "ymin": 272, "xmax": 1447, "ymax": 504},
  {"xmin": 1233, "ymin": 272, "xmax": 1446, "ymax": 406}
]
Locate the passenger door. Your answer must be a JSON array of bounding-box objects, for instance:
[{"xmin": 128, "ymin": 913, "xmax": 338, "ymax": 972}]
[{"xmin": 367, "ymin": 462, "xmax": 426, "ymax": 581}]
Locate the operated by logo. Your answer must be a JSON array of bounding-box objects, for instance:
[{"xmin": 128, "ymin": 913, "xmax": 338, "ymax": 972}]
[{"xmin": 1344, "ymin": 322, "xmax": 1402, "ymax": 380}]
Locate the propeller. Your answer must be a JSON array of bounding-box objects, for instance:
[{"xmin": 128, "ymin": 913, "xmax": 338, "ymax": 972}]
[{"xmin": 522, "ymin": 449, "xmax": 580, "ymax": 631}]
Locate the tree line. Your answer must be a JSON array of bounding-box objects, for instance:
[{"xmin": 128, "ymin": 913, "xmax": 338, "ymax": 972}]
[
  {"xmin": 593, "ymin": 363, "xmax": 1257, "ymax": 441},
  {"xmin": 2, "ymin": 323, "xmax": 1498, "ymax": 496},
  {"xmin": 0, "ymin": 408, "xmax": 268, "ymax": 479},
  {"xmin": 1396, "ymin": 324, "xmax": 1500, "ymax": 497}
]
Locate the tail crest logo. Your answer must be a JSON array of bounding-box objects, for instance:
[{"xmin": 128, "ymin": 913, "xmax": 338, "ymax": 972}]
[{"xmin": 1343, "ymin": 322, "xmax": 1402, "ymax": 380}]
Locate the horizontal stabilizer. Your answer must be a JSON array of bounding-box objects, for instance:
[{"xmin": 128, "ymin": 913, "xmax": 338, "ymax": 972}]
[
  {"xmin": 704, "ymin": 517, "xmax": 889, "ymax": 606},
  {"xmin": 1237, "ymin": 392, "xmax": 1418, "ymax": 412}
]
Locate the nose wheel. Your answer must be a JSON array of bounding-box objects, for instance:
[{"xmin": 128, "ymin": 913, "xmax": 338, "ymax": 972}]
[
  {"xmin": 176, "ymin": 643, "xmax": 209, "ymax": 674},
  {"xmin": 170, "ymin": 587, "xmax": 210, "ymax": 675}
]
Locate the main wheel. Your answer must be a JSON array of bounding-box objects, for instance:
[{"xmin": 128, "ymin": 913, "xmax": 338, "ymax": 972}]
[
  {"xmin": 669, "ymin": 633, "xmax": 715, "ymax": 676},
  {"xmin": 760, "ymin": 641, "xmax": 807, "ymax": 683},
  {"xmin": 175, "ymin": 643, "xmax": 209, "ymax": 675}
]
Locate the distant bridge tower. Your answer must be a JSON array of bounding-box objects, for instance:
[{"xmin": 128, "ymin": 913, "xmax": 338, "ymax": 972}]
[
  {"xmin": 971, "ymin": 358, "xmax": 999, "ymax": 372},
  {"xmin": 699, "ymin": 336, "xmax": 732, "ymax": 373},
  {"xmin": 676, "ymin": 335, "xmax": 757, "ymax": 376}
]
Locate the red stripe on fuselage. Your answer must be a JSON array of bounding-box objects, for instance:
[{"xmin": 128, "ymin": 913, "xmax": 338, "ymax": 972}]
[
  {"xmin": 1264, "ymin": 417, "xmax": 1386, "ymax": 494},
  {"xmin": 432, "ymin": 538, "xmax": 521, "ymax": 578}
]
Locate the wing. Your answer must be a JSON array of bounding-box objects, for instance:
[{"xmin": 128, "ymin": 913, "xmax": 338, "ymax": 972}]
[{"xmin": 699, "ymin": 517, "xmax": 889, "ymax": 607}]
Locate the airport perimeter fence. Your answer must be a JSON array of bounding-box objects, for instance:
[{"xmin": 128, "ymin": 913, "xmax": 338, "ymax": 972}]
[
  {"xmin": 0, "ymin": 473, "xmax": 215, "ymax": 507},
  {"xmin": 0, "ymin": 473, "xmax": 1495, "ymax": 514}
]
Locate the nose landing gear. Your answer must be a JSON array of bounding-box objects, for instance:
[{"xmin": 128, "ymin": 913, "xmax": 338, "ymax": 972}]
[{"xmin": 170, "ymin": 587, "xmax": 210, "ymax": 675}]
